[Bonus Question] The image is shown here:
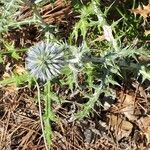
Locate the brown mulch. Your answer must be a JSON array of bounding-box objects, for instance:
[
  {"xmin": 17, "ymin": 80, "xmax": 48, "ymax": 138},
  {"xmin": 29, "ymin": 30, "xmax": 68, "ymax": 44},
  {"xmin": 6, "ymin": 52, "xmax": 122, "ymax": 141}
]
[{"xmin": 0, "ymin": 81, "xmax": 150, "ymax": 149}]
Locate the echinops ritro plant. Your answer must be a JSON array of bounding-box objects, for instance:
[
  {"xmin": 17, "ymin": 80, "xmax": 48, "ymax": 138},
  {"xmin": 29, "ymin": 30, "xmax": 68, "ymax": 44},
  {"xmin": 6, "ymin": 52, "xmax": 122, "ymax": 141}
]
[{"xmin": 26, "ymin": 41, "xmax": 65, "ymax": 81}]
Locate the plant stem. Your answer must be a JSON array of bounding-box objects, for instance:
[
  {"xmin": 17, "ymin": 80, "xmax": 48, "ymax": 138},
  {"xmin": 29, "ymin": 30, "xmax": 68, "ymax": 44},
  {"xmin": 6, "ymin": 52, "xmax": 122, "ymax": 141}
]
[
  {"xmin": 44, "ymin": 80, "xmax": 53, "ymax": 149},
  {"xmin": 31, "ymin": 2, "xmax": 48, "ymax": 27},
  {"xmin": 35, "ymin": 81, "xmax": 49, "ymax": 150}
]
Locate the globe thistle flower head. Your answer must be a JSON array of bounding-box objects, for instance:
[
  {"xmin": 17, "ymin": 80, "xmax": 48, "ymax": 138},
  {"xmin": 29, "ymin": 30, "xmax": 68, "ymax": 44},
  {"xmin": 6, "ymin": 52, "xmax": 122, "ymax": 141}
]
[{"xmin": 26, "ymin": 41, "xmax": 65, "ymax": 81}]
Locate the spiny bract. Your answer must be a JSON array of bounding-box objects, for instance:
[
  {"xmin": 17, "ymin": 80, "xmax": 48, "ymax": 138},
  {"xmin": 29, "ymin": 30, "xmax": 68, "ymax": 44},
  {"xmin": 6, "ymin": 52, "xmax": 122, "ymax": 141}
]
[{"xmin": 26, "ymin": 41, "xmax": 65, "ymax": 81}]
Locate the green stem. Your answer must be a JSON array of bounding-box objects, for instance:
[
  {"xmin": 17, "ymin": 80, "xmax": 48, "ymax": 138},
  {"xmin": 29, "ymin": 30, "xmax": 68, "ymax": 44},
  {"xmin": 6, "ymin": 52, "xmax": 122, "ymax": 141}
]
[
  {"xmin": 35, "ymin": 80, "xmax": 49, "ymax": 150},
  {"xmin": 44, "ymin": 80, "xmax": 52, "ymax": 149},
  {"xmin": 32, "ymin": 3, "xmax": 48, "ymax": 27}
]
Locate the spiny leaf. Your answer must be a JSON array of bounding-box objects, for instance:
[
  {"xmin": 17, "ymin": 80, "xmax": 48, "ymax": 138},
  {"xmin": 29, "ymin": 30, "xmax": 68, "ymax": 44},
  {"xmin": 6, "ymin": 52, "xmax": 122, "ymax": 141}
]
[
  {"xmin": 0, "ymin": 73, "xmax": 28, "ymax": 86},
  {"xmin": 139, "ymin": 65, "xmax": 150, "ymax": 82},
  {"xmin": 130, "ymin": 4, "xmax": 150, "ymax": 18}
]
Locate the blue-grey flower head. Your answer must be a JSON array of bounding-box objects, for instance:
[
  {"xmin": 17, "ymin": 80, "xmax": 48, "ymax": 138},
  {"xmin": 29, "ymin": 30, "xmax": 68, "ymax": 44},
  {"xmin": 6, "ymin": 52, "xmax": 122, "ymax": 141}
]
[{"xmin": 26, "ymin": 41, "xmax": 65, "ymax": 81}]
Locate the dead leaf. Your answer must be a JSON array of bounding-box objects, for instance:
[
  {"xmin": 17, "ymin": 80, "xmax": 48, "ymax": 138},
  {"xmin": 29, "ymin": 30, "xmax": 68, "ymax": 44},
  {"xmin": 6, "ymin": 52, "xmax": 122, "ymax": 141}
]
[
  {"xmin": 137, "ymin": 116, "xmax": 150, "ymax": 144},
  {"xmin": 144, "ymin": 30, "xmax": 150, "ymax": 36},
  {"xmin": 90, "ymin": 35, "xmax": 105, "ymax": 44},
  {"xmin": 130, "ymin": 4, "xmax": 150, "ymax": 18},
  {"xmin": 108, "ymin": 114, "xmax": 133, "ymax": 140},
  {"xmin": 138, "ymin": 55, "xmax": 150, "ymax": 62},
  {"xmin": 14, "ymin": 65, "xmax": 26, "ymax": 75},
  {"xmin": 5, "ymin": 84, "xmax": 18, "ymax": 94},
  {"xmin": 119, "ymin": 94, "xmax": 137, "ymax": 121},
  {"xmin": 2, "ymin": 72, "xmax": 11, "ymax": 79},
  {"xmin": 145, "ymin": 127, "xmax": 150, "ymax": 145}
]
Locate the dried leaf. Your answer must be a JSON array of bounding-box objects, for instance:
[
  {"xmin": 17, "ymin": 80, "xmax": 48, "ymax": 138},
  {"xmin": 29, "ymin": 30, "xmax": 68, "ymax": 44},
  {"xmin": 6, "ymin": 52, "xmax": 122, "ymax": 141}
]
[
  {"xmin": 144, "ymin": 30, "xmax": 150, "ymax": 36},
  {"xmin": 145, "ymin": 127, "xmax": 150, "ymax": 144},
  {"xmin": 14, "ymin": 65, "xmax": 26, "ymax": 75},
  {"xmin": 2, "ymin": 72, "xmax": 11, "ymax": 79},
  {"xmin": 90, "ymin": 35, "xmax": 105, "ymax": 44},
  {"xmin": 119, "ymin": 94, "xmax": 137, "ymax": 121},
  {"xmin": 137, "ymin": 116, "xmax": 150, "ymax": 144},
  {"xmin": 5, "ymin": 84, "xmax": 18, "ymax": 93},
  {"xmin": 108, "ymin": 114, "xmax": 133, "ymax": 140},
  {"xmin": 130, "ymin": 5, "xmax": 150, "ymax": 18}
]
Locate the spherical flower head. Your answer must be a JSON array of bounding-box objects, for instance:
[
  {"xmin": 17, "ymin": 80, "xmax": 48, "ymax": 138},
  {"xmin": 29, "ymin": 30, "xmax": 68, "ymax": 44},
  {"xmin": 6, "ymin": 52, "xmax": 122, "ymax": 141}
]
[{"xmin": 26, "ymin": 41, "xmax": 65, "ymax": 81}]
